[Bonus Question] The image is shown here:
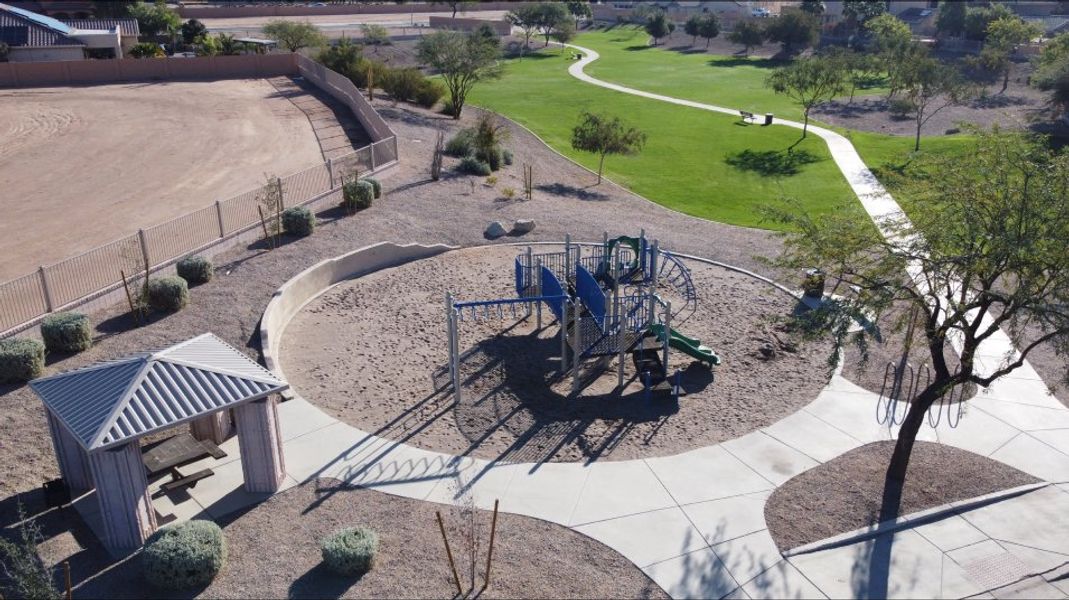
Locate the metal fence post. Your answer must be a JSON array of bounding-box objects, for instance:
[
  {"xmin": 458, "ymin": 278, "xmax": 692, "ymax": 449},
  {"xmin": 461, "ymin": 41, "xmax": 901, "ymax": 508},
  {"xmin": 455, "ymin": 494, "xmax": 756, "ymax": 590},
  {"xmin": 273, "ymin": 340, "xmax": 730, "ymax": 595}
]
[
  {"xmin": 327, "ymin": 157, "xmax": 335, "ymax": 189},
  {"xmin": 215, "ymin": 201, "xmax": 226, "ymax": 238},
  {"xmin": 38, "ymin": 266, "xmax": 54, "ymax": 312},
  {"xmin": 370, "ymin": 140, "xmax": 377, "ymax": 171},
  {"xmin": 138, "ymin": 229, "xmax": 151, "ymax": 272}
]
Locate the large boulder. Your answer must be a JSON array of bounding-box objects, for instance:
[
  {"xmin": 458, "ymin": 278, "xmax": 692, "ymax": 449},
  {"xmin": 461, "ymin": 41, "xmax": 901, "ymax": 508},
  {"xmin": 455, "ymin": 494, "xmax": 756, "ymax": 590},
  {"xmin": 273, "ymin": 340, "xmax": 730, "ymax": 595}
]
[
  {"xmin": 484, "ymin": 221, "xmax": 507, "ymax": 239},
  {"xmin": 513, "ymin": 219, "xmax": 536, "ymax": 234}
]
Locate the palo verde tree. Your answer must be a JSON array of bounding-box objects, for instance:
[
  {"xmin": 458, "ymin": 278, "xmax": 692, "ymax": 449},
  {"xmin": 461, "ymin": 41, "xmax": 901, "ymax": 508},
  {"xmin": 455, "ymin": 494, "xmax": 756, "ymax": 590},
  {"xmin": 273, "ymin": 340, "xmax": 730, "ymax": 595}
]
[
  {"xmin": 417, "ymin": 29, "xmax": 502, "ymax": 119},
  {"xmin": 766, "ymin": 128, "xmax": 1069, "ymax": 483},
  {"xmin": 535, "ymin": 1, "xmax": 570, "ymax": 47},
  {"xmin": 566, "ymin": 0, "xmax": 592, "ymax": 28},
  {"xmin": 936, "ymin": 0, "xmax": 967, "ymax": 38},
  {"xmin": 644, "ymin": 11, "xmax": 675, "ymax": 46},
  {"xmin": 262, "ymin": 20, "xmax": 326, "ymax": 52},
  {"xmin": 763, "ymin": 8, "xmax": 821, "ymax": 54},
  {"xmin": 898, "ymin": 53, "xmax": 975, "ymax": 150},
  {"xmin": 570, "ymin": 111, "xmax": 647, "ymax": 185},
  {"xmin": 979, "ymin": 15, "xmax": 1040, "ymax": 93},
  {"xmin": 766, "ymin": 56, "xmax": 845, "ymax": 137},
  {"xmin": 729, "ymin": 20, "xmax": 765, "ymax": 56},
  {"xmin": 507, "ymin": 4, "xmax": 542, "ymax": 55}
]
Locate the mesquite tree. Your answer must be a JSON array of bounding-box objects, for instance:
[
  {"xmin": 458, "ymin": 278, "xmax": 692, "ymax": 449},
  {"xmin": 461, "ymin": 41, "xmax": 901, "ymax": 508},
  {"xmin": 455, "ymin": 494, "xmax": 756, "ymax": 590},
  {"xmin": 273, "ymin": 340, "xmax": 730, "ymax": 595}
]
[
  {"xmin": 417, "ymin": 30, "xmax": 501, "ymax": 119},
  {"xmin": 766, "ymin": 56, "xmax": 845, "ymax": 137},
  {"xmin": 767, "ymin": 128, "xmax": 1069, "ymax": 483},
  {"xmin": 898, "ymin": 54, "xmax": 975, "ymax": 150},
  {"xmin": 571, "ymin": 111, "xmax": 647, "ymax": 184}
]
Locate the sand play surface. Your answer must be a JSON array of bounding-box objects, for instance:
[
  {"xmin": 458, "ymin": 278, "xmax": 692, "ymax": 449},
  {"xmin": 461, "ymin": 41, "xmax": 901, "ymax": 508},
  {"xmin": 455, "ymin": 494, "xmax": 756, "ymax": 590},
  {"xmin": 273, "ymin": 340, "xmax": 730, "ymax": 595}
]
[
  {"xmin": 281, "ymin": 245, "xmax": 833, "ymax": 463},
  {"xmin": 0, "ymin": 79, "xmax": 324, "ymax": 280}
]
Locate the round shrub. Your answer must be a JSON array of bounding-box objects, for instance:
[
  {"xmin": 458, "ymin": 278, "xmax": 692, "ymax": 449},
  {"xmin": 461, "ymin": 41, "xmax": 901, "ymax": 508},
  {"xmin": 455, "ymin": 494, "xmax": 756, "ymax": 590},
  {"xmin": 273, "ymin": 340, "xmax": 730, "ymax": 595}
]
[
  {"xmin": 414, "ymin": 79, "xmax": 445, "ymax": 108},
  {"xmin": 362, "ymin": 177, "xmax": 382, "ymax": 199},
  {"xmin": 146, "ymin": 276, "xmax": 189, "ymax": 312},
  {"xmin": 458, "ymin": 156, "xmax": 492, "ymax": 176},
  {"xmin": 142, "ymin": 520, "xmax": 227, "ymax": 590},
  {"xmin": 40, "ymin": 312, "xmax": 91, "ymax": 353},
  {"xmin": 282, "ymin": 206, "xmax": 316, "ymax": 237},
  {"xmin": 502, "ymin": 148, "xmax": 514, "ymax": 166},
  {"xmin": 444, "ymin": 128, "xmax": 475, "ymax": 157},
  {"xmin": 321, "ymin": 527, "xmax": 378, "ymax": 577},
  {"xmin": 176, "ymin": 256, "xmax": 213, "ymax": 285},
  {"xmin": 0, "ymin": 338, "xmax": 45, "ymax": 383},
  {"xmin": 342, "ymin": 179, "xmax": 375, "ymax": 211}
]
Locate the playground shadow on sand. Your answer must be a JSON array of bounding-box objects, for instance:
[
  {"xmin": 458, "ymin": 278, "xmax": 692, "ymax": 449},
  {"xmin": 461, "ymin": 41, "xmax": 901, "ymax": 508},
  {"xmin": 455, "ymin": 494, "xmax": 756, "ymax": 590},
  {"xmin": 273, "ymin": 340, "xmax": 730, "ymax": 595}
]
[{"xmin": 449, "ymin": 331, "xmax": 713, "ymax": 465}]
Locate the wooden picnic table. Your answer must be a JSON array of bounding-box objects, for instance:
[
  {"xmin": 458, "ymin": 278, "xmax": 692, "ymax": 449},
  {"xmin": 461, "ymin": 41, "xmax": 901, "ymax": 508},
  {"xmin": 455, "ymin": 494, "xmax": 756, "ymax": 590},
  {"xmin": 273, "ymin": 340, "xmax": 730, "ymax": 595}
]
[{"xmin": 142, "ymin": 432, "xmax": 226, "ymax": 478}]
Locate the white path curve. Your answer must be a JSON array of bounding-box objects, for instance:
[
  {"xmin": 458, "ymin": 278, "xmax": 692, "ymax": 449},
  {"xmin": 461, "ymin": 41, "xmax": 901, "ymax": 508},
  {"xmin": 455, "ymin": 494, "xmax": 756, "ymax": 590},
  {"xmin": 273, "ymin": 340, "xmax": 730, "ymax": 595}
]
[{"xmin": 131, "ymin": 53, "xmax": 1069, "ymax": 600}]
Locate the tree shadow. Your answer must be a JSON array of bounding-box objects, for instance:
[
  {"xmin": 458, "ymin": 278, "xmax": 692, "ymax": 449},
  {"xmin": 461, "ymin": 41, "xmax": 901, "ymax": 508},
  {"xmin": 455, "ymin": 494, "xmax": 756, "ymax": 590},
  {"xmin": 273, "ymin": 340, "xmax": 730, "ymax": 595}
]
[
  {"xmin": 535, "ymin": 182, "xmax": 610, "ymax": 201},
  {"xmin": 287, "ymin": 563, "xmax": 357, "ymax": 599},
  {"xmin": 95, "ymin": 308, "xmax": 169, "ymax": 336},
  {"xmin": 849, "ymin": 477, "xmax": 905, "ymax": 599},
  {"xmin": 725, "ymin": 149, "xmax": 821, "ymax": 177},
  {"xmin": 708, "ymin": 57, "xmax": 783, "ymax": 69},
  {"xmin": 625, "ymin": 44, "xmax": 651, "ymax": 51}
]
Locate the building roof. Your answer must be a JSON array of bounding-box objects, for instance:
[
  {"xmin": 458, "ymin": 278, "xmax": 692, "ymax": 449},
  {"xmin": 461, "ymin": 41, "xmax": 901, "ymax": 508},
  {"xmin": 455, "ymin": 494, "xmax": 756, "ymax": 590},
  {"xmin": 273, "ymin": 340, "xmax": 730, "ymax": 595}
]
[
  {"xmin": 30, "ymin": 333, "xmax": 288, "ymax": 452},
  {"xmin": 61, "ymin": 17, "xmax": 139, "ymax": 36},
  {"xmin": 0, "ymin": 2, "xmax": 81, "ymax": 46}
]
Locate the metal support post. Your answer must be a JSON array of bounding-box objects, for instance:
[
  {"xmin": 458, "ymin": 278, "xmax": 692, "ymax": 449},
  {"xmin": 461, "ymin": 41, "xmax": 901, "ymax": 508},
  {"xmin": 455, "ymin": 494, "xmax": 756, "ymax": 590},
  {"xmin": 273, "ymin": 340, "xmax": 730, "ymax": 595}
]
[
  {"xmin": 535, "ymin": 258, "xmax": 543, "ymax": 330},
  {"xmin": 137, "ymin": 229, "xmax": 151, "ymax": 273},
  {"xmin": 38, "ymin": 266, "xmax": 54, "ymax": 312},
  {"xmin": 662, "ymin": 300, "xmax": 672, "ymax": 374},
  {"xmin": 215, "ymin": 200, "xmax": 226, "ymax": 238},
  {"xmin": 327, "ymin": 157, "xmax": 335, "ymax": 189}
]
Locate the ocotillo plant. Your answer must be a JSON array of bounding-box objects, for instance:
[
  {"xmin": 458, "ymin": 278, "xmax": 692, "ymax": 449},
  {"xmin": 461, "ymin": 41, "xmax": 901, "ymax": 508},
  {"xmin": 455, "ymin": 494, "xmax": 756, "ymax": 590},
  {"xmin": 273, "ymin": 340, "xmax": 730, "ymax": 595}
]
[
  {"xmin": 431, "ymin": 130, "xmax": 445, "ymax": 181},
  {"xmin": 523, "ymin": 164, "xmax": 534, "ymax": 201}
]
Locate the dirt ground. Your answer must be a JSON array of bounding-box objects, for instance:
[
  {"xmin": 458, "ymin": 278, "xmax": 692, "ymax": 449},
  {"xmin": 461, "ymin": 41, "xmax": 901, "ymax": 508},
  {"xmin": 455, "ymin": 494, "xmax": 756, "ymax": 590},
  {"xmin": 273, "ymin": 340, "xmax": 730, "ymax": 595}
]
[
  {"xmin": 281, "ymin": 246, "xmax": 831, "ymax": 463},
  {"xmin": 0, "ymin": 79, "xmax": 326, "ymax": 281},
  {"xmin": 28, "ymin": 480, "xmax": 665, "ymax": 599},
  {"xmin": 764, "ymin": 440, "xmax": 1040, "ymax": 551}
]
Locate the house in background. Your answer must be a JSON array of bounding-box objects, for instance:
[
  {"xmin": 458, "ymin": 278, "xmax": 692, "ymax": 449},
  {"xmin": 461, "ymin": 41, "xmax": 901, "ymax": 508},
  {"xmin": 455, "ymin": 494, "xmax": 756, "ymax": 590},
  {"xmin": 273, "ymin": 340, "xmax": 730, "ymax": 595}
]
[{"xmin": 0, "ymin": 2, "xmax": 135, "ymax": 61}]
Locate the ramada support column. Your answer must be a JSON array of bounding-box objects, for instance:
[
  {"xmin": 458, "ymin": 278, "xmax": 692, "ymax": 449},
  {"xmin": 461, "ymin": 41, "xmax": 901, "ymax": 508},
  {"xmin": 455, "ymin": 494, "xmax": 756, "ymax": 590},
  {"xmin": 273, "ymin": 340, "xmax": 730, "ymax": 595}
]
[
  {"xmin": 46, "ymin": 410, "xmax": 93, "ymax": 495},
  {"xmin": 89, "ymin": 442, "xmax": 157, "ymax": 552},
  {"xmin": 190, "ymin": 410, "xmax": 232, "ymax": 445},
  {"xmin": 234, "ymin": 396, "xmax": 286, "ymax": 493}
]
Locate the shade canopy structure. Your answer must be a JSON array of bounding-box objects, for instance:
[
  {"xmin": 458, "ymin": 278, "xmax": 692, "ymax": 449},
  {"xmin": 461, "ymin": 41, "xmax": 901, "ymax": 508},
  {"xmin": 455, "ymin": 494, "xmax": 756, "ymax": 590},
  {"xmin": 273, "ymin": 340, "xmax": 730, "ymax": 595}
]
[
  {"xmin": 31, "ymin": 333, "xmax": 287, "ymax": 452},
  {"xmin": 29, "ymin": 333, "xmax": 291, "ymax": 552}
]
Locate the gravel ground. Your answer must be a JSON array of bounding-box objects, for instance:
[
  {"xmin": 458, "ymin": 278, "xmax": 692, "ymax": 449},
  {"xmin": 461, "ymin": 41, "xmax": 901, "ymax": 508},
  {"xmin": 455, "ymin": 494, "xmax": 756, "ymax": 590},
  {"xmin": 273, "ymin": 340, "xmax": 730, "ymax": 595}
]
[
  {"xmin": 764, "ymin": 441, "xmax": 1040, "ymax": 551},
  {"xmin": 33, "ymin": 479, "xmax": 665, "ymax": 599},
  {"xmin": 0, "ymin": 100, "xmax": 781, "ymax": 506},
  {"xmin": 812, "ymin": 62, "xmax": 1059, "ymax": 138},
  {"xmin": 281, "ymin": 246, "xmax": 831, "ymax": 463}
]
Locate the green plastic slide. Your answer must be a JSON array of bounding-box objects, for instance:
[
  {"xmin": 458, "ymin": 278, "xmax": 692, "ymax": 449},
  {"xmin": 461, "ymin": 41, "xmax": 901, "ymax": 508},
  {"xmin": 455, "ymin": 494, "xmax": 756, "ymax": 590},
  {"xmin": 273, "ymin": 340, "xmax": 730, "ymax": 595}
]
[{"xmin": 648, "ymin": 324, "xmax": 722, "ymax": 366}]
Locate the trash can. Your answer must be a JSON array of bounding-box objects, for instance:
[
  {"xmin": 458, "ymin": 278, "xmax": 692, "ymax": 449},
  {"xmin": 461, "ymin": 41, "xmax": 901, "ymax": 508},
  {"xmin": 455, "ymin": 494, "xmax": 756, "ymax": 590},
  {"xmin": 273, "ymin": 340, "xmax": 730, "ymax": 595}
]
[
  {"xmin": 764, "ymin": 113, "xmax": 774, "ymax": 126},
  {"xmin": 802, "ymin": 268, "xmax": 825, "ymax": 299}
]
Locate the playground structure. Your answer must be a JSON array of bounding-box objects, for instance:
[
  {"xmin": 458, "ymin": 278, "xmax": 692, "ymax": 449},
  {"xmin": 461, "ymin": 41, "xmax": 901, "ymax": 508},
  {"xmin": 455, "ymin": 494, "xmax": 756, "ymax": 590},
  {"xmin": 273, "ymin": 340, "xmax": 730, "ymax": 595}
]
[{"xmin": 445, "ymin": 233, "xmax": 720, "ymax": 403}]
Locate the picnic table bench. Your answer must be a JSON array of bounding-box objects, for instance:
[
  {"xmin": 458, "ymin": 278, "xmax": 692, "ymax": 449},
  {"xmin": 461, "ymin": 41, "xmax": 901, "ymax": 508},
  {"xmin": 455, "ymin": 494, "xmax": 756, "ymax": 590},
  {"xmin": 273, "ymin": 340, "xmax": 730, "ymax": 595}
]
[
  {"xmin": 740, "ymin": 110, "xmax": 755, "ymax": 122},
  {"xmin": 160, "ymin": 468, "xmax": 214, "ymax": 493},
  {"xmin": 142, "ymin": 432, "xmax": 226, "ymax": 478}
]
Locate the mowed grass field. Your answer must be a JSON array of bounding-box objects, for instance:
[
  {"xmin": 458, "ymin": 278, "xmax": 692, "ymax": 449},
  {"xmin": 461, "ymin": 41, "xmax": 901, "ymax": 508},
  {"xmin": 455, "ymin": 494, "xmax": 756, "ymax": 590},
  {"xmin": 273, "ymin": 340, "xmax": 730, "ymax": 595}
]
[{"xmin": 467, "ymin": 50, "xmax": 858, "ymax": 230}]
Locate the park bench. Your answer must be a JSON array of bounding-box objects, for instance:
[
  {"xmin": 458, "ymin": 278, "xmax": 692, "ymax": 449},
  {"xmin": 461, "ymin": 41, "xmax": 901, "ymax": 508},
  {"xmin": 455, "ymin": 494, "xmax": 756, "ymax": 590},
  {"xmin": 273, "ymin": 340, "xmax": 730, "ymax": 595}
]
[
  {"xmin": 160, "ymin": 468, "xmax": 214, "ymax": 493},
  {"xmin": 740, "ymin": 110, "xmax": 754, "ymax": 123}
]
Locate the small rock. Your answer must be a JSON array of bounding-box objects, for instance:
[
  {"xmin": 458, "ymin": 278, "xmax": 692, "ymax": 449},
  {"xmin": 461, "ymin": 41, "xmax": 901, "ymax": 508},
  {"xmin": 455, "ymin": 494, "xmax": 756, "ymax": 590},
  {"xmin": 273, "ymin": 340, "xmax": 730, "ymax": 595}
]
[
  {"xmin": 484, "ymin": 221, "xmax": 507, "ymax": 239},
  {"xmin": 513, "ymin": 219, "xmax": 536, "ymax": 234}
]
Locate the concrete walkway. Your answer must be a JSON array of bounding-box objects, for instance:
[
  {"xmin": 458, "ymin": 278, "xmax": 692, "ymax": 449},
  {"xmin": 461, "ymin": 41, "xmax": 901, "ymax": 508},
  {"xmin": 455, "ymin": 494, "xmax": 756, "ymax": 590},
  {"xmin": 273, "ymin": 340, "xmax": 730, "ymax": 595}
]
[{"xmin": 97, "ymin": 48, "xmax": 1069, "ymax": 599}]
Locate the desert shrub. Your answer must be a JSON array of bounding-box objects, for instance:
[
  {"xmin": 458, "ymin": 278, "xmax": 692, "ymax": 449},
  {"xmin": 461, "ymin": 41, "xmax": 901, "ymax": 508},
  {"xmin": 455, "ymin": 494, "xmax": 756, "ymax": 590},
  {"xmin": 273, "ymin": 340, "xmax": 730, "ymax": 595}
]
[
  {"xmin": 40, "ymin": 312, "xmax": 91, "ymax": 354},
  {"xmin": 0, "ymin": 338, "xmax": 45, "ymax": 383},
  {"xmin": 502, "ymin": 148, "xmax": 514, "ymax": 165},
  {"xmin": 281, "ymin": 206, "xmax": 316, "ymax": 237},
  {"xmin": 362, "ymin": 177, "xmax": 382, "ymax": 199},
  {"xmin": 485, "ymin": 175, "xmax": 498, "ymax": 186},
  {"xmin": 888, "ymin": 97, "xmax": 914, "ymax": 118},
  {"xmin": 342, "ymin": 178, "xmax": 375, "ymax": 211},
  {"xmin": 414, "ymin": 79, "xmax": 445, "ymax": 108},
  {"xmin": 146, "ymin": 276, "xmax": 189, "ymax": 312},
  {"xmin": 458, "ymin": 156, "xmax": 492, "ymax": 176},
  {"xmin": 383, "ymin": 67, "xmax": 423, "ymax": 102},
  {"xmin": 477, "ymin": 146, "xmax": 504, "ymax": 171},
  {"xmin": 445, "ymin": 128, "xmax": 476, "ymax": 157},
  {"xmin": 129, "ymin": 42, "xmax": 163, "ymax": 58},
  {"xmin": 321, "ymin": 527, "xmax": 378, "ymax": 577},
  {"xmin": 441, "ymin": 97, "xmax": 456, "ymax": 117},
  {"xmin": 176, "ymin": 256, "xmax": 213, "ymax": 285},
  {"xmin": 502, "ymin": 187, "xmax": 517, "ymax": 200},
  {"xmin": 142, "ymin": 521, "xmax": 227, "ymax": 590}
]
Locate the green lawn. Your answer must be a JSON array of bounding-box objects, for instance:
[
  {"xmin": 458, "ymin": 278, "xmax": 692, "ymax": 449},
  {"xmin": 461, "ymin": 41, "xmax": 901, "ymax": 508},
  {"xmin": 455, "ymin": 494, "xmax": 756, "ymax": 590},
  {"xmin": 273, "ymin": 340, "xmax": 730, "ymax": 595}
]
[
  {"xmin": 467, "ymin": 50, "xmax": 859, "ymax": 230},
  {"xmin": 577, "ymin": 27, "xmax": 888, "ymax": 122}
]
